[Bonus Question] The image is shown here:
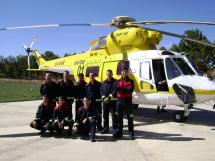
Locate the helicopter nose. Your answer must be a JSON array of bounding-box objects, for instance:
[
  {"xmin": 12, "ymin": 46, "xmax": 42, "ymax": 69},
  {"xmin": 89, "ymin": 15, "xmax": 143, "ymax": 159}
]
[
  {"xmin": 196, "ymin": 78, "xmax": 215, "ymax": 103},
  {"xmin": 210, "ymin": 81, "xmax": 215, "ymax": 96},
  {"xmin": 174, "ymin": 76, "xmax": 215, "ymax": 104}
]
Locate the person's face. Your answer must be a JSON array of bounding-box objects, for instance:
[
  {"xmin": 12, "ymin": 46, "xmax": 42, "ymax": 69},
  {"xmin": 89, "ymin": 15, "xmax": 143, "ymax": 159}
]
[
  {"xmin": 59, "ymin": 98, "xmax": 65, "ymax": 106},
  {"xmin": 121, "ymin": 69, "xmax": 128, "ymax": 78},
  {"xmin": 64, "ymin": 72, "xmax": 69, "ymax": 80},
  {"xmin": 106, "ymin": 71, "xmax": 113, "ymax": 79},
  {"xmin": 45, "ymin": 73, "xmax": 52, "ymax": 82},
  {"xmin": 83, "ymin": 98, "xmax": 90, "ymax": 109},
  {"xmin": 89, "ymin": 73, "xmax": 95, "ymax": 82},
  {"xmin": 42, "ymin": 97, "xmax": 49, "ymax": 105},
  {"xmin": 78, "ymin": 75, "xmax": 84, "ymax": 81}
]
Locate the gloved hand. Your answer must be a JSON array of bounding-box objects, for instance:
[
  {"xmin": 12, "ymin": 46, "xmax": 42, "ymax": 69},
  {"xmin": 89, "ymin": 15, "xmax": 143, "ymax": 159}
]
[
  {"xmin": 103, "ymin": 97, "xmax": 110, "ymax": 104},
  {"xmin": 82, "ymin": 118, "xmax": 88, "ymax": 124}
]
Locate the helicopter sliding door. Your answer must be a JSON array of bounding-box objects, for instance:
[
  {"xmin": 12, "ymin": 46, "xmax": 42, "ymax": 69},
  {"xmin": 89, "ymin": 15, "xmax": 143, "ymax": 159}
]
[
  {"xmin": 139, "ymin": 60, "xmax": 157, "ymax": 93},
  {"xmin": 152, "ymin": 59, "xmax": 169, "ymax": 92}
]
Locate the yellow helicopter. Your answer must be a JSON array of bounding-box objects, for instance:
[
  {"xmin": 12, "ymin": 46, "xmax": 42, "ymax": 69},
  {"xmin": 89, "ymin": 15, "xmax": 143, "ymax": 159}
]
[{"xmin": 1, "ymin": 16, "xmax": 215, "ymax": 122}]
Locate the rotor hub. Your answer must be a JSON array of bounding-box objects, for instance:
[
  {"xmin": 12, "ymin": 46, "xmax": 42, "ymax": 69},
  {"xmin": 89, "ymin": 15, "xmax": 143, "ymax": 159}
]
[{"xmin": 112, "ymin": 16, "xmax": 136, "ymax": 28}]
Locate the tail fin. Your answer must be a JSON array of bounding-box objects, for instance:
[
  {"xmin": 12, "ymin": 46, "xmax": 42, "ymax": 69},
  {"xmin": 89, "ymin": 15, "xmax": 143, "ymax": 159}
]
[{"xmin": 31, "ymin": 50, "xmax": 46, "ymax": 66}]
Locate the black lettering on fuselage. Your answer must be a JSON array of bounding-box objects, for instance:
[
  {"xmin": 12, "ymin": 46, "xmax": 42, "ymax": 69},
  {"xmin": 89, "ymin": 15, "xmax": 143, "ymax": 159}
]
[
  {"xmin": 74, "ymin": 60, "xmax": 85, "ymax": 65},
  {"xmin": 55, "ymin": 60, "xmax": 65, "ymax": 66},
  {"xmin": 114, "ymin": 31, "xmax": 129, "ymax": 38}
]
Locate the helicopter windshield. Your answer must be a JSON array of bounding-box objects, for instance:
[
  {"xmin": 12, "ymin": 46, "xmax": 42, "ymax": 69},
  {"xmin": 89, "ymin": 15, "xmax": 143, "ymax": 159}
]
[
  {"xmin": 186, "ymin": 57, "xmax": 202, "ymax": 76},
  {"xmin": 172, "ymin": 58, "xmax": 195, "ymax": 75},
  {"xmin": 165, "ymin": 57, "xmax": 196, "ymax": 80},
  {"xmin": 165, "ymin": 58, "xmax": 181, "ymax": 80},
  {"xmin": 90, "ymin": 37, "xmax": 106, "ymax": 51}
]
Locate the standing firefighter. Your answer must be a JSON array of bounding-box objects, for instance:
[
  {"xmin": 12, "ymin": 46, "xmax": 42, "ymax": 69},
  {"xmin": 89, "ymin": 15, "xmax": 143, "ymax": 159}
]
[
  {"xmin": 58, "ymin": 71, "xmax": 75, "ymax": 105},
  {"xmin": 100, "ymin": 69, "xmax": 117, "ymax": 134},
  {"xmin": 85, "ymin": 73, "xmax": 103, "ymax": 132},
  {"xmin": 74, "ymin": 73, "xmax": 87, "ymax": 121},
  {"xmin": 30, "ymin": 95, "xmax": 54, "ymax": 135},
  {"xmin": 40, "ymin": 73, "xmax": 58, "ymax": 105},
  {"xmin": 115, "ymin": 67, "xmax": 135, "ymax": 140},
  {"xmin": 73, "ymin": 97, "xmax": 97, "ymax": 142},
  {"xmin": 51, "ymin": 96, "xmax": 74, "ymax": 136}
]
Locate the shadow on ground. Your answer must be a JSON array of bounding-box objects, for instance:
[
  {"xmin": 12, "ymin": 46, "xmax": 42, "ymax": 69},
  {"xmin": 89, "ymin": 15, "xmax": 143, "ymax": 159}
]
[
  {"xmin": 0, "ymin": 129, "xmax": 205, "ymax": 142},
  {"xmin": 0, "ymin": 132, "xmax": 38, "ymax": 138},
  {"xmin": 0, "ymin": 104, "xmax": 213, "ymax": 142},
  {"xmin": 133, "ymin": 105, "xmax": 215, "ymax": 127}
]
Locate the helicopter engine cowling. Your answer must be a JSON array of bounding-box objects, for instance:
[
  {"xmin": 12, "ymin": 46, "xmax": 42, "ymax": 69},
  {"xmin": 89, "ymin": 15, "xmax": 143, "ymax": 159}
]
[{"xmin": 106, "ymin": 27, "xmax": 162, "ymax": 54}]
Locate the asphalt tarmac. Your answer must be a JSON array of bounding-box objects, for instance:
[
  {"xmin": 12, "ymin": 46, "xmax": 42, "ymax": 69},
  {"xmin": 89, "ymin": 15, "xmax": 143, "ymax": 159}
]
[{"xmin": 0, "ymin": 100, "xmax": 214, "ymax": 161}]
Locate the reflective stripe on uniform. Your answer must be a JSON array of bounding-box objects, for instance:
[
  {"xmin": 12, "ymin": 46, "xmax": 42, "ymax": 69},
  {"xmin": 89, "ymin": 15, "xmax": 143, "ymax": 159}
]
[
  {"xmin": 74, "ymin": 123, "xmax": 79, "ymax": 127},
  {"xmin": 109, "ymin": 94, "xmax": 113, "ymax": 99}
]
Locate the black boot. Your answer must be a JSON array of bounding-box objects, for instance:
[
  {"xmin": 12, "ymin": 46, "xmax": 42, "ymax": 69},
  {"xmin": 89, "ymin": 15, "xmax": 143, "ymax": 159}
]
[{"xmin": 38, "ymin": 129, "xmax": 45, "ymax": 135}]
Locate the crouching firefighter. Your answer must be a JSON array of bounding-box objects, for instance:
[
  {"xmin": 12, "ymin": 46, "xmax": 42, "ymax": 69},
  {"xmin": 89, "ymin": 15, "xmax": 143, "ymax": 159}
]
[
  {"xmin": 51, "ymin": 96, "xmax": 74, "ymax": 136},
  {"xmin": 73, "ymin": 97, "xmax": 97, "ymax": 142},
  {"xmin": 30, "ymin": 95, "xmax": 54, "ymax": 135}
]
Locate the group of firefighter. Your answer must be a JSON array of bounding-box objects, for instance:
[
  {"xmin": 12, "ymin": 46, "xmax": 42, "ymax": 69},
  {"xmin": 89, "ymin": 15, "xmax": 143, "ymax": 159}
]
[{"xmin": 30, "ymin": 67, "xmax": 135, "ymax": 142}]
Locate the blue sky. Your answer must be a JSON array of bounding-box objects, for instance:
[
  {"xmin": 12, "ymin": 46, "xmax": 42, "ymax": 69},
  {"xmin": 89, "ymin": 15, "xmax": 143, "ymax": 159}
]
[{"xmin": 0, "ymin": 0, "xmax": 215, "ymax": 57}]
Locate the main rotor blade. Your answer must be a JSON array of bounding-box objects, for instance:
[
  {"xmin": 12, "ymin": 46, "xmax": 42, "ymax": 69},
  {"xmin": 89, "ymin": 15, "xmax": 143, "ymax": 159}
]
[
  {"xmin": 0, "ymin": 23, "xmax": 112, "ymax": 31},
  {"xmin": 127, "ymin": 20, "xmax": 215, "ymax": 26},
  {"xmin": 142, "ymin": 27, "xmax": 215, "ymax": 48}
]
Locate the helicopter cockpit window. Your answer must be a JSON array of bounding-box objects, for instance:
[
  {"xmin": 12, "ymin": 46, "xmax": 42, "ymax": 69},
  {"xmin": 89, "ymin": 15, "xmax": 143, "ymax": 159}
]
[
  {"xmin": 86, "ymin": 66, "xmax": 99, "ymax": 77},
  {"xmin": 172, "ymin": 58, "xmax": 195, "ymax": 75},
  {"xmin": 165, "ymin": 58, "xmax": 181, "ymax": 80},
  {"xmin": 90, "ymin": 37, "xmax": 106, "ymax": 51}
]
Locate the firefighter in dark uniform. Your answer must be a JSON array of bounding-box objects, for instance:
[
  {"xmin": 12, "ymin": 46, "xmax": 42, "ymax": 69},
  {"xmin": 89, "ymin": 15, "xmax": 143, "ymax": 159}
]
[
  {"xmin": 51, "ymin": 96, "xmax": 74, "ymax": 135},
  {"xmin": 58, "ymin": 71, "xmax": 75, "ymax": 105},
  {"xmin": 40, "ymin": 73, "xmax": 58, "ymax": 105},
  {"xmin": 115, "ymin": 67, "xmax": 135, "ymax": 140},
  {"xmin": 74, "ymin": 73, "xmax": 87, "ymax": 121},
  {"xmin": 100, "ymin": 69, "xmax": 117, "ymax": 134},
  {"xmin": 73, "ymin": 97, "xmax": 97, "ymax": 142},
  {"xmin": 30, "ymin": 95, "xmax": 54, "ymax": 135},
  {"xmin": 85, "ymin": 72, "xmax": 103, "ymax": 132}
]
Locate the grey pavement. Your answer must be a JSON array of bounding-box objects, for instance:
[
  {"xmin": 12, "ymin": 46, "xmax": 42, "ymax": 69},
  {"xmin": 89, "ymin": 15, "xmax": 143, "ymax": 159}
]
[{"xmin": 0, "ymin": 101, "xmax": 215, "ymax": 161}]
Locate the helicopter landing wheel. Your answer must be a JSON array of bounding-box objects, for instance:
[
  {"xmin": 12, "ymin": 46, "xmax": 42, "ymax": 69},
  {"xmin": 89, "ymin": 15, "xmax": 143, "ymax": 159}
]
[
  {"xmin": 213, "ymin": 104, "xmax": 215, "ymax": 109},
  {"xmin": 173, "ymin": 110, "xmax": 187, "ymax": 122}
]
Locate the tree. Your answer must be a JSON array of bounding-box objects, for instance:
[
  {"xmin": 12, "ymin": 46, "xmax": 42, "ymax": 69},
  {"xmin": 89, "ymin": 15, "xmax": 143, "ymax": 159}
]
[
  {"xmin": 0, "ymin": 51, "xmax": 59, "ymax": 79},
  {"xmin": 3, "ymin": 56, "xmax": 17, "ymax": 78},
  {"xmin": 42, "ymin": 51, "xmax": 59, "ymax": 60},
  {"xmin": 64, "ymin": 53, "xmax": 76, "ymax": 57},
  {"xmin": 170, "ymin": 29, "xmax": 215, "ymax": 73},
  {"xmin": 159, "ymin": 46, "xmax": 167, "ymax": 50}
]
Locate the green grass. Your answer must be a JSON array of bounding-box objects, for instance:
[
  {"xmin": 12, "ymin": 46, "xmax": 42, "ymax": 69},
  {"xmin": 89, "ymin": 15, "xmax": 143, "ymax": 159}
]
[{"xmin": 0, "ymin": 81, "xmax": 41, "ymax": 103}]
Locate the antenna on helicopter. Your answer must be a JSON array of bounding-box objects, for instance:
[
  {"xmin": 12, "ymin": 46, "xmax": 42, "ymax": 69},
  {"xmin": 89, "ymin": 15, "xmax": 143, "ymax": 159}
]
[{"xmin": 22, "ymin": 37, "xmax": 37, "ymax": 70}]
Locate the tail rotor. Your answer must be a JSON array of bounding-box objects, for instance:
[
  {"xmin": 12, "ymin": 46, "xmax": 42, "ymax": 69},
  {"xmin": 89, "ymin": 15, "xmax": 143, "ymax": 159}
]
[{"xmin": 22, "ymin": 37, "xmax": 37, "ymax": 69}]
